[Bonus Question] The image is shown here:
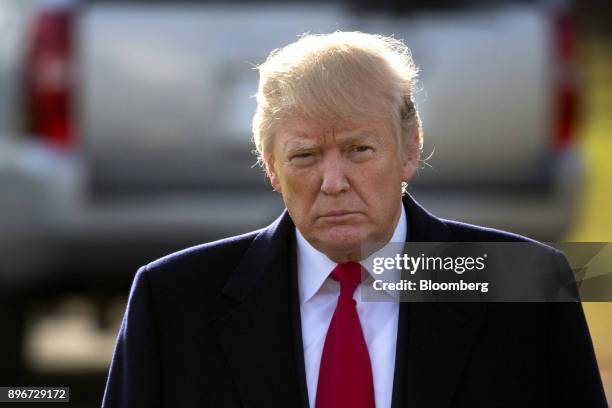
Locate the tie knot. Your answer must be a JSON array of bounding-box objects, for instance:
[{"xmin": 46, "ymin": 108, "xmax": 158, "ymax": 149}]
[{"xmin": 330, "ymin": 262, "xmax": 363, "ymax": 299}]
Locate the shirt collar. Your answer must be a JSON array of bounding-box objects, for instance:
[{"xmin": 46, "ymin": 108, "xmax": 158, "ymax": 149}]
[{"xmin": 296, "ymin": 203, "xmax": 407, "ymax": 305}]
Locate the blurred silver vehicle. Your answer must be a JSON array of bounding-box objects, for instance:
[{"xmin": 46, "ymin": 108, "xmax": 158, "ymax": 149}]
[{"xmin": 0, "ymin": 0, "xmax": 580, "ymax": 292}]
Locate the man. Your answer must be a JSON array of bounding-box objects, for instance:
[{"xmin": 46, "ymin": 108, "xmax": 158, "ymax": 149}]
[{"xmin": 102, "ymin": 32, "xmax": 606, "ymax": 407}]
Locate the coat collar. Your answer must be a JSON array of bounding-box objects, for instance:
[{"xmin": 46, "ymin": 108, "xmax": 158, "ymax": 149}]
[
  {"xmin": 220, "ymin": 208, "xmax": 294, "ymax": 303},
  {"xmin": 216, "ymin": 193, "xmax": 486, "ymax": 408}
]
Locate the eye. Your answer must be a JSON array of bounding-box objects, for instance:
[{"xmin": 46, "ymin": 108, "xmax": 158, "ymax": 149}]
[
  {"xmin": 347, "ymin": 145, "xmax": 375, "ymax": 162},
  {"xmin": 289, "ymin": 152, "xmax": 317, "ymax": 166},
  {"xmin": 353, "ymin": 146, "xmax": 372, "ymax": 153}
]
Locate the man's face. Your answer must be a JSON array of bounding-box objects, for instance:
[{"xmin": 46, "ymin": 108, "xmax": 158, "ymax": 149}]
[{"xmin": 267, "ymin": 115, "xmax": 417, "ymax": 262}]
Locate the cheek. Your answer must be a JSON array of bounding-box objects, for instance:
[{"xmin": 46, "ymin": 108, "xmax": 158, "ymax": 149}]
[
  {"xmin": 353, "ymin": 158, "xmax": 402, "ymax": 193},
  {"xmin": 280, "ymin": 168, "xmax": 320, "ymax": 211},
  {"xmin": 282, "ymin": 167, "xmax": 318, "ymax": 193},
  {"xmin": 348, "ymin": 159, "xmax": 403, "ymax": 220}
]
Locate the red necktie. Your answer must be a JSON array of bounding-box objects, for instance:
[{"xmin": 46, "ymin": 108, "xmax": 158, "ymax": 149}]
[{"xmin": 315, "ymin": 262, "xmax": 376, "ymax": 408}]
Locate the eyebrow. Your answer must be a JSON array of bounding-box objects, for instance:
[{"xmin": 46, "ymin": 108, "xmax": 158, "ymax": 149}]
[
  {"xmin": 336, "ymin": 132, "xmax": 379, "ymax": 145},
  {"xmin": 282, "ymin": 130, "xmax": 379, "ymax": 155},
  {"xmin": 284, "ymin": 139, "xmax": 319, "ymax": 154}
]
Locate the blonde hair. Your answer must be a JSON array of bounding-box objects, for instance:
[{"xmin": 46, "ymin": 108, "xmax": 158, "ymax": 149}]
[{"xmin": 252, "ymin": 31, "xmax": 422, "ymax": 167}]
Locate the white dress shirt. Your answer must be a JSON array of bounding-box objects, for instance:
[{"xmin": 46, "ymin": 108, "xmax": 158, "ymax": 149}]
[{"xmin": 296, "ymin": 204, "xmax": 406, "ymax": 408}]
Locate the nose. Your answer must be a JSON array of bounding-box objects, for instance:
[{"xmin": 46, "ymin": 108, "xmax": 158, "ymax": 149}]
[{"xmin": 320, "ymin": 153, "xmax": 350, "ymax": 195}]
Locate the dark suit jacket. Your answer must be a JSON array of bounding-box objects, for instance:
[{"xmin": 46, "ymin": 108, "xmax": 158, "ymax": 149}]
[{"xmin": 102, "ymin": 194, "xmax": 607, "ymax": 407}]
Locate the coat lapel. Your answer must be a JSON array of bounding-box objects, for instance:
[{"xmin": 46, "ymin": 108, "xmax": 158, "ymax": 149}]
[
  {"xmin": 215, "ymin": 211, "xmax": 307, "ymax": 408},
  {"xmin": 391, "ymin": 194, "xmax": 487, "ymax": 408}
]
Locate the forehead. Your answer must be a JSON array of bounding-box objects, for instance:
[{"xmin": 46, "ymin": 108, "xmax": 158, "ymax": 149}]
[{"xmin": 276, "ymin": 116, "xmax": 395, "ymax": 147}]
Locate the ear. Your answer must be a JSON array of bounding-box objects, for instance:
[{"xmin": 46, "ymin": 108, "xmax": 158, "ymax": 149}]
[
  {"xmin": 400, "ymin": 138, "xmax": 419, "ymax": 183},
  {"xmin": 264, "ymin": 155, "xmax": 282, "ymax": 192}
]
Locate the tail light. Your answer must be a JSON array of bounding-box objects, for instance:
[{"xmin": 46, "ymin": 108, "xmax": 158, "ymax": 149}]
[
  {"xmin": 24, "ymin": 8, "xmax": 75, "ymax": 148},
  {"xmin": 553, "ymin": 10, "xmax": 578, "ymax": 149}
]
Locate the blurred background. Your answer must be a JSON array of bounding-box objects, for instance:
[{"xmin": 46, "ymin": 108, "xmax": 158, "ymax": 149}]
[{"xmin": 0, "ymin": 0, "xmax": 610, "ymax": 406}]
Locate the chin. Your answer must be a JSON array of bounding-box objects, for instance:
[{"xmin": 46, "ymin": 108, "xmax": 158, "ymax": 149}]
[{"xmin": 316, "ymin": 226, "xmax": 369, "ymax": 256}]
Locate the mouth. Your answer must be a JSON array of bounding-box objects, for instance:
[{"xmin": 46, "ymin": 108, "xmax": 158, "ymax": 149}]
[{"xmin": 318, "ymin": 211, "xmax": 362, "ymax": 222}]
